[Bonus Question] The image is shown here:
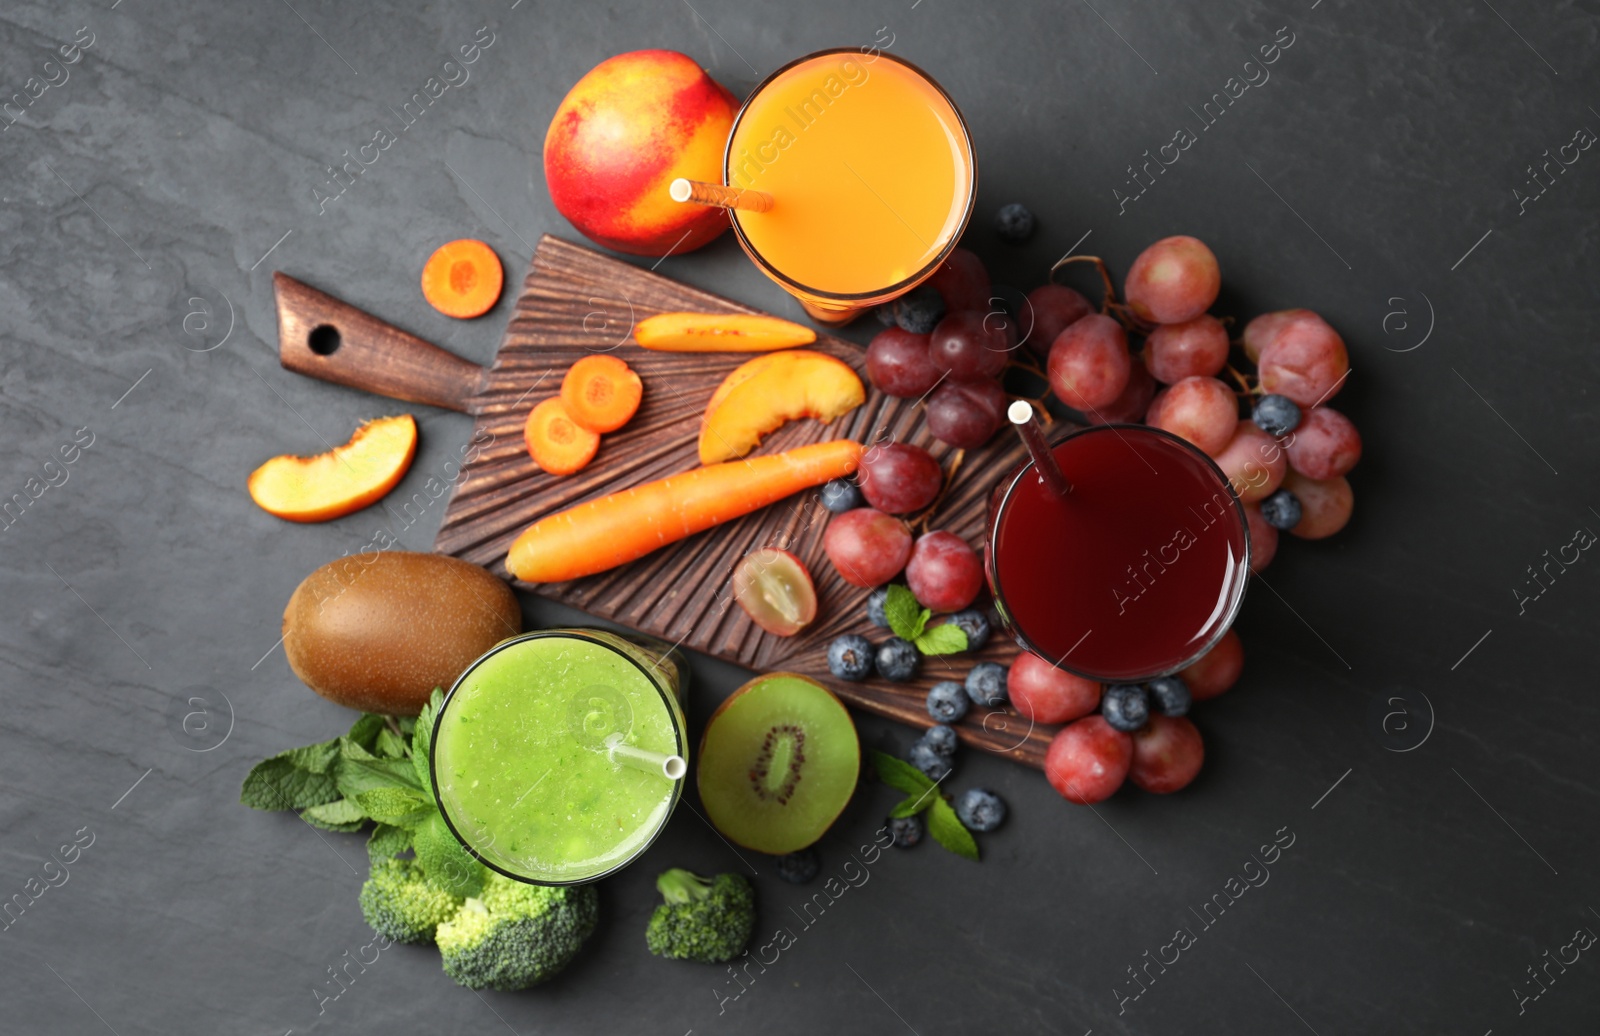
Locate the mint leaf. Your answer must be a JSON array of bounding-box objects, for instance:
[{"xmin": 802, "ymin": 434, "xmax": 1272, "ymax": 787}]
[
  {"xmin": 301, "ymin": 798, "xmax": 368, "ymax": 828},
  {"xmin": 926, "ymin": 797, "xmax": 979, "ymax": 861},
  {"xmin": 368, "ymin": 823, "xmax": 414, "ymax": 862},
  {"xmin": 354, "ymin": 787, "xmax": 433, "ymax": 827},
  {"xmin": 870, "ymin": 749, "xmax": 934, "ymax": 797},
  {"xmin": 883, "ymin": 585, "xmax": 927, "ymax": 642},
  {"xmin": 374, "ymin": 725, "xmax": 408, "ymax": 760},
  {"xmin": 396, "ymin": 716, "xmax": 417, "ymax": 737},
  {"xmin": 889, "ymin": 791, "xmax": 938, "ymax": 818},
  {"xmin": 412, "ymin": 688, "xmax": 443, "ymax": 804},
  {"xmin": 279, "ymin": 737, "xmax": 341, "ymax": 774},
  {"xmin": 346, "ymin": 714, "xmax": 385, "ymax": 753},
  {"xmin": 915, "ymin": 623, "xmax": 969, "ymax": 656},
  {"xmin": 414, "ymin": 813, "xmax": 486, "ymax": 897},
  {"xmin": 336, "ymin": 738, "xmax": 422, "ymax": 800},
  {"xmin": 240, "ymin": 756, "xmax": 341, "ymax": 811}
]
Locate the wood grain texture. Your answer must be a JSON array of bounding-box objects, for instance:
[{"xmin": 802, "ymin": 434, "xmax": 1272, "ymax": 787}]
[{"xmin": 279, "ymin": 235, "xmax": 1060, "ymax": 769}]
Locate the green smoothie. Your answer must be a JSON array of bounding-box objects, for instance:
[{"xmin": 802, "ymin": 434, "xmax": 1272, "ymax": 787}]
[{"xmin": 432, "ymin": 630, "xmax": 685, "ymax": 885}]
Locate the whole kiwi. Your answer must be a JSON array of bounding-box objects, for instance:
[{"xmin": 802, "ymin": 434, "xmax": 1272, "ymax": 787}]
[{"xmin": 283, "ymin": 551, "xmax": 521, "ymax": 715}]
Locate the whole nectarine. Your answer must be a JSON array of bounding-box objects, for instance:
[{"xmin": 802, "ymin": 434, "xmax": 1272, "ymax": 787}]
[{"xmin": 544, "ymin": 50, "xmax": 738, "ymax": 256}]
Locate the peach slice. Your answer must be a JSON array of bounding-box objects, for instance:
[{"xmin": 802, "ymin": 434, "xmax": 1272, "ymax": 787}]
[
  {"xmin": 635, "ymin": 312, "xmax": 817, "ymax": 352},
  {"xmin": 699, "ymin": 351, "xmax": 864, "ymax": 465},
  {"xmin": 248, "ymin": 415, "xmax": 417, "ymax": 523}
]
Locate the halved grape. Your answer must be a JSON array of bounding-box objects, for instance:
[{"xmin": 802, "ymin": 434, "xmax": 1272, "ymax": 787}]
[{"xmin": 733, "ymin": 548, "xmax": 818, "ymax": 636}]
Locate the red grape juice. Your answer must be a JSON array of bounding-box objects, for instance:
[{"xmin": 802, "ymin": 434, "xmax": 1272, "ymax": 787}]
[{"xmin": 987, "ymin": 424, "xmax": 1248, "ymax": 682}]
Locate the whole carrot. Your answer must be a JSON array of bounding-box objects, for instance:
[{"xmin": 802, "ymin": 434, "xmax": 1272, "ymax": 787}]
[{"xmin": 506, "ymin": 439, "xmax": 862, "ymax": 583}]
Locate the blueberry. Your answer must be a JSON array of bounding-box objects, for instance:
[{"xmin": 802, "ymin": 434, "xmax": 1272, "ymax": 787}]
[
  {"xmin": 1102, "ymin": 684, "xmax": 1151, "ymax": 732},
  {"xmin": 888, "ymin": 814, "xmax": 924, "ymax": 849},
  {"xmin": 908, "ymin": 741, "xmax": 952, "ymax": 782},
  {"xmin": 893, "ymin": 284, "xmax": 946, "ymax": 335},
  {"xmin": 994, "ymin": 203, "xmax": 1036, "ymax": 244},
  {"xmin": 820, "ymin": 478, "xmax": 864, "ymax": 514},
  {"xmin": 965, "ymin": 662, "xmax": 1009, "ymax": 707},
  {"xmin": 1259, "ymin": 489, "xmax": 1303, "ymax": 531},
  {"xmin": 774, "ymin": 847, "xmax": 821, "ymax": 884},
  {"xmin": 921, "ymin": 723, "xmax": 959, "ymax": 759},
  {"xmin": 954, "ymin": 788, "xmax": 1007, "ymax": 832},
  {"xmin": 1252, "ymin": 394, "xmax": 1302, "ymax": 438},
  {"xmin": 945, "ymin": 609, "xmax": 990, "ymax": 652},
  {"xmin": 874, "ymin": 303, "xmax": 897, "ymax": 327},
  {"xmin": 827, "ymin": 634, "xmax": 874, "ymax": 681},
  {"xmin": 926, "ymin": 681, "xmax": 970, "ymax": 723},
  {"xmin": 866, "ymin": 586, "xmax": 892, "ymax": 629},
  {"xmin": 1146, "ymin": 676, "xmax": 1191, "ymax": 717},
  {"xmin": 876, "ymin": 637, "xmax": 920, "ymax": 682}
]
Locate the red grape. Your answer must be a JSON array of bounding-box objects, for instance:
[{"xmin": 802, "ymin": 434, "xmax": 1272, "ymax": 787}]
[
  {"xmin": 929, "ymin": 310, "xmax": 1013, "ymax": 382},
  {"xmin": 1047, "ymin": 314, "xmax": 1131, "ymax": 412},
  {"xmin": 1212, "ymin": 419, "xmax": 1287, "ymax": 503},
  {"xmin": 732, "ymin": 548, "xmax": 816, "ymax": 636},
  {"xmin": 865, "ymin": 327, "xmax": 941, "ymax": 398},
  {"xmin": 1144, "ymin": 314, "xmax": 1229, "ymax": 383},
  {"xmin": 858, "ymin": 443, "xmax": 942, "ymax": 514},
  {"xmin": 905, "ymin": 530, "xmax": 983, "ymax": 612},
  {"xmin": 1021, "ymin": 283, "xmax": 1092, "ymax": 357},
  {"xmin": 1129, "ymin": 715, "xmax": 1204, "ymax": 794},
  {"xmin": 1180, "ymin": 628, "xmax": 1242, "ymax": 700},
  {"xmin": 1243, "ymin": 501, "xmax": 1278, "ymax": 572},
  {"xmin": 1146, "ymin": 375, "xmax": 1236, "ymax": 456},
  {"xmin": 823, "ymin": 508, "xmax": 912, "ymax": 587},
  {"xmin": 1240, "ymin": 309, "xmax": 1298, "ymax": 363},
  {"xmin": 1283, "ymin": 470, "xmax": 1353, "ymax": 539},
  {"xmin": 1086, "ymin": 359, "xmax": 1155, "ymax": 426},
  {"xmin": 1008, "ymin": 651, "xmax": 1102, "ymax": 724},
  {"xmin": 1255, "ymin": 311, "xmax": 1349, "ymax": 406},
  {"xmin": 926, "ymin": 379, "xmax": 1006, "ymax": 448},
  {"xmin": 1284, "ymin": 406, "xmax": 1361, "ymax": 479},
  {"xmin": 1044, "ymin": 716, "xmax": 1131, "ymax": 804},
  {"xmin": 927, "ymin": 247, "xmax": 991, "ymax": 314},
  {"xmin": 1124, "ymin": 236, "xmax": 1220, "ymax": 324}
]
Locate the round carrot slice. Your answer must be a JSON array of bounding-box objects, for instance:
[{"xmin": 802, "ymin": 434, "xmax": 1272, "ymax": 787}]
[
  {"xmin": 560, "ymin": 355, "xmax": 642, "ymax": 433},
  {"xmin": 524, "ymin": 398, "xmax": 599, "ymax": 476},
  {"xmin": 421, "ymin": 239, "xmax": 504, "ymax": 319}
]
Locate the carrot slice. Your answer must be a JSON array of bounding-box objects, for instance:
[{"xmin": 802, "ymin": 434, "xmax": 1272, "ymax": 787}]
[
  {"xmin": 560, "ymin": 355, "xmax": 642, "ymax": 433},
  {"xmin": 421, "ymin": 239, "xmax": 503, "ymax": 319},
  {"xmin": 524, "ymin": 398, "xmax": 599, "ymax": 475},
  {"xmin": 506, "ymin": 439, "xmax": 863, "ymax": 583}
]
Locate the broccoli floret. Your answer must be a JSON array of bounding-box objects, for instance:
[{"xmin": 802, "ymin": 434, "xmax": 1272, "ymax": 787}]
[
  {"xmin": 645, "ymin": 868, "xmax": 755, "ymax": 964},
  {"xmin": 359, "ymin": 857, "xmax": 464, "ymax": 944},
  {"xmin": 435, "ymin": 872, "xmax": 599, "ymax": 990}
]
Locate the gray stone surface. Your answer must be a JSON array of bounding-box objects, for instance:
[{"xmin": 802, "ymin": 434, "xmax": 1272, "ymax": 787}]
[{"xmin": 2, "ymin": 1, "xmax": 1597, "ymax": 1033}]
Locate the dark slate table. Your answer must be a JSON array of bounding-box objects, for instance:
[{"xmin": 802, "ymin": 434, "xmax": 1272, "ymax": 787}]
[{"xmin": 2, "ymin": 1, "xmax": 1596, "ymax": 1033}]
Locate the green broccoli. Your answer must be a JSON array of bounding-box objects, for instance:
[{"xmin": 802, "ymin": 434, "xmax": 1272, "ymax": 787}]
[
  {"xmin": 435, "ymin": 872, "xmax": 599, "ymax": 990},
  {"xmin": 645, "ymin": 868, "xmax": 755, "ymax": 964},
  {"xmin": 358, "ymin": 857, "xmax": 465, "ymax": 944}
]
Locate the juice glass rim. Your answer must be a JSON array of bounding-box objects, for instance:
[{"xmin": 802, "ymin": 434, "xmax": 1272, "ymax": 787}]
[
  {"xmin": 722, "ymin": 47, "xmax": 977, "ymax": 304},
  {"xmin": 988, "ymin": 423, "xmax": 1252, "ymax": 683},
  {"xmin": 430, "ymin": 628, "xmax": 688, "ymax": 887}
]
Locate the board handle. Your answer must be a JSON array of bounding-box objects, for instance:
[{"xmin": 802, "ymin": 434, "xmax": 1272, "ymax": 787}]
[{"xmin": 273, "ymin": 272, "xmax": 490, "ymax": 414}]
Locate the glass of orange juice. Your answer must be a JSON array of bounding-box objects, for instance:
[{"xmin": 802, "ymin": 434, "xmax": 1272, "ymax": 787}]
[{"xmin": 722, "ymin": 49, "xmax": 976, "ymax": 325}]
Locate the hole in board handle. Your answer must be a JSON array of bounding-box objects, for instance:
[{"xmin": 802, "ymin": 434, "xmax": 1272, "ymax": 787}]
[{"xmin": 308, "ymin": 324, "xmax": 341, "ymax": 356}]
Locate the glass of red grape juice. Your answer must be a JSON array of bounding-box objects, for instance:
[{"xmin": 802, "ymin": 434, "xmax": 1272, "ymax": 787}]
[{"xmin": 986, "ymin": 423, "xmax": 1250, "ymax": 683}]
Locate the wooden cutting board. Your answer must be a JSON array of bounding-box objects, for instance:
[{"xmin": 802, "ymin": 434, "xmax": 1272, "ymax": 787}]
[{"xmin": 275, "ymin": 235, "xmax": 1056, "ymax": 770}]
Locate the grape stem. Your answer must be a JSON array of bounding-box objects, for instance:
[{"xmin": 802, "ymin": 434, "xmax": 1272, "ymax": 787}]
[
  {"xmin": 1049, "ymin": 254, "xmax": 1120, "ymax": 315},
  {"xmin": 1011, "ymin": 394, "xmax": 1054, "ymax": 425},
  {"xmin": 909, "ymin": 448, "xmax": 965, "ymax": 532},
  {"xmin": 1223, "ymin": 363, "xmax": 1258, "ymax": 396},
  {"xmin": 1006, "ymin": 355, "xmax": 1048, "ymax": 381}
]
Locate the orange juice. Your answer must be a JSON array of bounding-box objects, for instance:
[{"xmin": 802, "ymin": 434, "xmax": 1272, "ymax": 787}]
[{"xmin": 725, "ymin": 50, "xmax": 974, "ymax": 320}]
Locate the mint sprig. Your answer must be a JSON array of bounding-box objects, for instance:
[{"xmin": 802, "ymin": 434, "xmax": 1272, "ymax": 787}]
[
  {"xmin": 869, "ymin": 750, "xmax": 979, "ymax": 860},
  {"xmin": 882, "ymin": 585, "xmax": 968, "ymax": 657},
  {"xmin": 239, "ymin": 689, "xmax": 451, "ymax": 859}
]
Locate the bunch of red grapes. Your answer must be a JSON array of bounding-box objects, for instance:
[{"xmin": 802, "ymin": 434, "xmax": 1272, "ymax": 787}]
[{"xmin": 859, "ymin": 233, "xmax": 1362, "ymax": 805}]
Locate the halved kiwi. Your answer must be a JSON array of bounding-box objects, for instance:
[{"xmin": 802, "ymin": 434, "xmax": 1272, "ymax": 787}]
[{"xmin": 697, "ymin": 673, "xmax": 860, "ymax": 855}]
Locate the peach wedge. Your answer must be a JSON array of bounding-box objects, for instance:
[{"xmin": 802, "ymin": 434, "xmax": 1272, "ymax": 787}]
[
  {"xmin": 635, "ymin": 311, "xmax": 817, "ymax": 352},
  {"xmin": 248, "ymin": 414, "xmax": 417, "ymax": 523},
  {"xmin": 699, "ymin": 350, "xmax": 864, "ymax": 465}
]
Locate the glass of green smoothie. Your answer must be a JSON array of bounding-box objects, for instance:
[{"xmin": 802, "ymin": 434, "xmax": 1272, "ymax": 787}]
[{"xmin": 430, "ymin": 628, "xmax": 690, "ymax": 886}]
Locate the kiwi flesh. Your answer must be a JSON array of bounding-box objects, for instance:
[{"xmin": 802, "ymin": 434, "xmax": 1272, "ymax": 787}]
[{"xmin": 697, "ymin": 673, "xmax": 860, "ymax": 855}]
